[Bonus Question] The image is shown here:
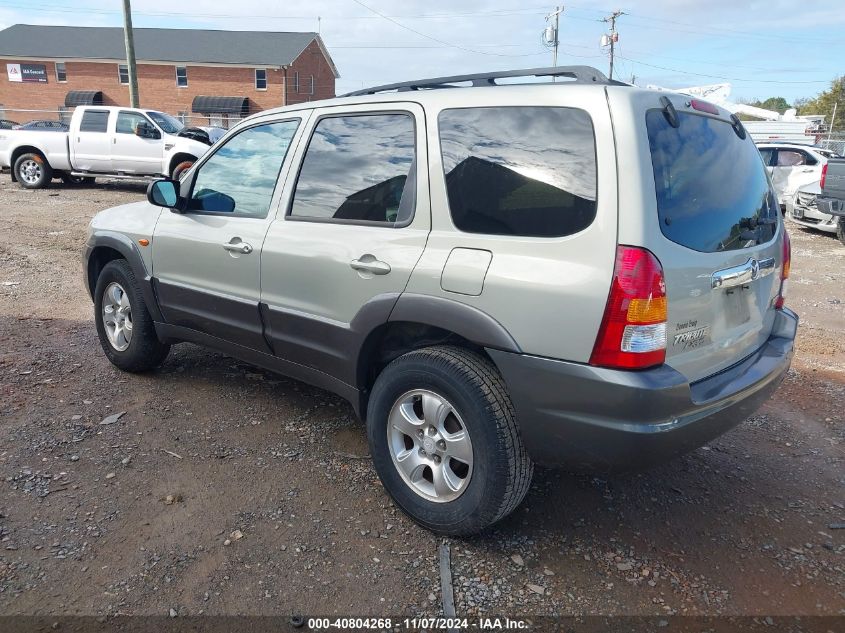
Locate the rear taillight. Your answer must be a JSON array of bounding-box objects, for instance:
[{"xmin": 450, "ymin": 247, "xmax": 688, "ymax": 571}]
[
  {"xmin": 590, "ymin": 246, "xmax": 667, "ymax": 370},
  {"xmin": 820, "ymin": 162, "xmax": 828, "ymax": 190},
  {"xmin": 775, "ymin": 229, "xmax": 791, "ymax": 310}
]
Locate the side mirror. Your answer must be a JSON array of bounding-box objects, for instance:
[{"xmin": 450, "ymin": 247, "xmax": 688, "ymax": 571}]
[
  {"xmin": 147, "ymin": 179, "xmax": 179, "ymax": 209},
  {"xmin": 135, "ymin": 121, "xmax": 161, "ymax": 139}
]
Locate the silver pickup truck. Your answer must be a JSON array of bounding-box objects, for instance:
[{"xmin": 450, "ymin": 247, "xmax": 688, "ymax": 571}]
[{"xmin": 815, "ymin": 158, "xmax": 845, "ymax": 245}]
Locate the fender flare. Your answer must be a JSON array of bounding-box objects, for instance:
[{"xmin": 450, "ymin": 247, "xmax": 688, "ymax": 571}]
[
  {"xmin": 387, "ymin": 293, "xmax": 521, "ymax": 353},
  {"xmin": 84, "ymin": 231, "xmax": 164, "ymax": 322}
]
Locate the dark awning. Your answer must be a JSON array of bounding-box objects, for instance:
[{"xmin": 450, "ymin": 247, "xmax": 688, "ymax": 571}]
[
  {"xmin": 64, "ymin": 90, "xmax": 103, "ymax": 107},
  {"xmin": 191, "ymin": 96, "xmax": 249, "ymax": 116}
]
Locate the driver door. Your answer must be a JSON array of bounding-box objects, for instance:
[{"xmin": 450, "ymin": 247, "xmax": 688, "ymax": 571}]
[
  {"xmin": 111, "ymin": 111, "xmax": 163, "ymax": 174},
  {"xmin": 152, "ymin": 115, "xmax": 305, "ymax": 352}
]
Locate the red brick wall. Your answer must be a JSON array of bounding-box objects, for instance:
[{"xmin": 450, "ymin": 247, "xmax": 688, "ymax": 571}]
[{"xmin": 0, "ymin": 44, "xmax": 336, "ymax": 123}]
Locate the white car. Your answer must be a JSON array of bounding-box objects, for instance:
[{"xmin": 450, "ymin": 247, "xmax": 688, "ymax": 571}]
[
  {"xmin": 786, "ymin": 181, "xmax": 840, "ymax": 235},
  {"xmin": 757, "ymin": 143, "xmax": 832, "ymax": 208}
]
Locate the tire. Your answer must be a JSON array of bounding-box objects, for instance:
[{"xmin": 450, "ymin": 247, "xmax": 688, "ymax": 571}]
[
  {"xmin": 171, "ymin": 160, "xmax": 194, "ymax": 181},
  {"xmin": 14, "ymin": 152, "xmax": 52, "ymax": 189},
  {"xmin": 838, "ymin": 218, "xmax": 845, "ymax": 247},
  {"xmin": 93, "ymin": 259, "xmax": 170, "ymax": 372},
  {"xmin": 367, "ymin": 345, "xmax": 533, "ymax": 535},
  {"xmin": 61, "ymin": 174, "xmax": 95, "ymax": 185}
]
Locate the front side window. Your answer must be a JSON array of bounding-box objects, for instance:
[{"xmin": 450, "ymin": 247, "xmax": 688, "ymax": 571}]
[
  {"xmin": 147, "ymin": 111, "xmax": 183, "ymax": 134},
  {"xmin": 290, "ymin": 113, "xmax": 416, "ymax": 225},
  {"xmin": 439, "ymin": 106, "xmax": 597, "ymax": 238},
  {"xmin": 79, "ymin": 110, "xmax": 109, "ymax": 133},
  {"xmin": 118, "ymin": 64, "xmax": 129, "ymax": 85},
  {"xmin": 116, "ymin": 111, "xmax": 150, "ymax": 135},
  {"xmin": 55, "ymin": 62, "xmax": 67, "ymax": 82},
  {"xmin": 646, "ymin": 110, "xmax": 778, "ymax": 252},
  {"xmin": 176, "ymin": 66, "xmax": 188, "ymax": 88},
  {"xmin": 188, "ymin": 120, "xmax": 300, "ymax": 218},
  {"xmin": 255, "ymin": 69, "xmax": 267, "ymax": 90}
]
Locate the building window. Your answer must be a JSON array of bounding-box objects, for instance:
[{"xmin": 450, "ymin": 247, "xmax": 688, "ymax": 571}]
[
  {"xmin": 176, "ymin": 66, "xmax": 188, "ymax": 88},
  {"xmin": 293, "ymin": 71, "xmax": 300, "ymax": 93},
  {"xmin": 55, "ymin": 62, "xmax": 67, "ymax": 83},
  {"xmin": 255, "ymin": 68, "xmax": 267, "ymax": 90},
  {"xmin": 309, "ymin": 75, "xmax": 314, "ymax": 95},
  {"xmin": 118, "ymin": 64, "xmax": 129, "ymax": 85}
]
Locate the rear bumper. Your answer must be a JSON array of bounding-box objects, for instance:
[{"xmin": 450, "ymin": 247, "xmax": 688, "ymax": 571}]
[{"xmin": 489, "ymin": 308, "xmax": 798, "ymax": 472}]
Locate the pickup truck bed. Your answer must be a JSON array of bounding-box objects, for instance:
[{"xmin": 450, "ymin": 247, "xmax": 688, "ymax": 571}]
[{"xmin": 815, "ymin": 158, "xmax": 845, "ymax": 244}]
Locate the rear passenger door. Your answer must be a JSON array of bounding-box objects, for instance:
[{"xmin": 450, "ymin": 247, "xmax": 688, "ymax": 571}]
[
  {"xmin": 772, "ymin": 148, "xmax": 819, "ymax": 202},
  {"xmin": 259, "ymin": 103, "xmax": 430, "ymax": 384},
  {"xmin": 72, "ymin": 109, "xmax": 112, "ymax": 172}
]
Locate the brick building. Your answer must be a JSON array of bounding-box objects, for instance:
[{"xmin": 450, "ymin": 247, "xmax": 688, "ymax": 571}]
[{"xmin": 0, "ymin": 24, "xmax": 338, "ymax": 127}]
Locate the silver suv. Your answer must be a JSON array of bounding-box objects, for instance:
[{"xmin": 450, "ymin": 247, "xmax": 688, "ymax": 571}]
[{"xmin": 84, "ymin": 67, "xmax": 798, "ymax": 535}]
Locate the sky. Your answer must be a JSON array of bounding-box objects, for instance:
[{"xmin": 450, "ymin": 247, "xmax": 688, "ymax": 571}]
[{"xmin": 0, "ymin": 0, "xmax": 840, "ymax": 105}]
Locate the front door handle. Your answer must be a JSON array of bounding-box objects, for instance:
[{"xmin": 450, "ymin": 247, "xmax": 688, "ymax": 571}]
[
  {"xmin": 350, "ymin": 254, "xmax": 391, "ymax": 276},
  {"xmin": 223, "ymin": 239, "xmax": 253, "ymax": 254}
]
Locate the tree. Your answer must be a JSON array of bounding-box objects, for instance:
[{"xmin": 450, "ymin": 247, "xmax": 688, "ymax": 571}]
[
  {"xmin": 755, "ymin": 96, "xmax": 792, "ymax": 113},
  {"xmin": 735, "ymin": 96, "xmax": 792, "ymax": 120},
  {"xmin": 797, "ymin": 76, "xmax": 845, "ymax": 129}
]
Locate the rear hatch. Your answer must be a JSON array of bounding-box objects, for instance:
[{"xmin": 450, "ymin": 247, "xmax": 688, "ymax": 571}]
[{"xmin": 639, "ymin": 96, "xmax": 783, "ymax": 383}]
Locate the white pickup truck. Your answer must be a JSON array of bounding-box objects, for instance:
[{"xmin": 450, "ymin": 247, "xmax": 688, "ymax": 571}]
[{"xmin": 0, "ymin": 106, "xmax": 213, "ymax": 189}]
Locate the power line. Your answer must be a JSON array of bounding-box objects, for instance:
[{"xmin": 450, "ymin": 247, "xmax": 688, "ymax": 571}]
[
  {"xmin": 617, "ymin": 55, "xmax": 831, "ymax": 84},
  {"xmin": 347, "ymin": 0, "xmax": 546, "ymax": 57}
]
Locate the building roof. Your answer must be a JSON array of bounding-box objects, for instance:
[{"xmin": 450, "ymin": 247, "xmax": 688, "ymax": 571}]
[{"xmin": 0, "ymin": 24, "xmax": 339, "ymax": 77}]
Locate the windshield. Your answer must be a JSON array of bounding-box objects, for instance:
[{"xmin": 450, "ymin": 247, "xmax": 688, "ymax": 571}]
[
  {"xmin": 646, "ymin": 110, "xmax": 778, "ymax": 253},
  {"xmin": 147, "ymin": 111, "xmax": 183, "ymax": 134}
]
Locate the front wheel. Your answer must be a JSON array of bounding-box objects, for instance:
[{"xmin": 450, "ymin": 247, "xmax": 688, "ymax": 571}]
[
  {"xmin": 367, "ymin": 345, "xmax": 533, "ymax": 536},
  {"xmin": 171, "ymin": 160, "xmax": 194, "ymax": 181},
  {"xmin": 94, "ymin": 259, "xmax": 170, "ymax": 372},
  {"xmin": 14, "ymin": 152, "xmax": 52, "ymax": 189}
]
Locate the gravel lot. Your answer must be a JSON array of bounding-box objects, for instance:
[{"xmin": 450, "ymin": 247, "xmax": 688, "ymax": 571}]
[{"xmin": 0, "ymin": 176, "xmax": 843, "ymax": 619}]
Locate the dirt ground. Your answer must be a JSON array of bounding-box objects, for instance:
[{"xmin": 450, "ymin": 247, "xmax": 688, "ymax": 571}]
[{"xmin": 0, "ymin": 176, "xmax": 843, "ymax": 620}]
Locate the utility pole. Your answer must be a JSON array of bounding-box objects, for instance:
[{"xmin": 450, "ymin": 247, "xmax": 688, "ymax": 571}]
[
  {"xmin": 602, "ymin": 10, "xmax": 623, "ymax": 80},
  {"xmin": 543, "ymin": 6, "xmax": 564, "ymax": 81},
  {"xmin": 122, "ymin": 0, "xmax": 139, "ymax": 107}
]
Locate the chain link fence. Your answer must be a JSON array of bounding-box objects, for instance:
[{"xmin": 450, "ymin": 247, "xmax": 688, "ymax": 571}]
[{"xmin": 817, "ymin": 135, "xmax": 845, "ymax": 156}]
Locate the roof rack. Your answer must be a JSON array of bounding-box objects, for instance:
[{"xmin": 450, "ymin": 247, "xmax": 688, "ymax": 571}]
[{"xmin": 341, "ymin": 66, "xmax": 613, "ymax": 97}]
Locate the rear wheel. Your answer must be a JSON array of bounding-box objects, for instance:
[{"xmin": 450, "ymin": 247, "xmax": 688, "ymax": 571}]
[
  {"xmin": 14, "ymin": 152, "xmax": 52, "ymax": 189},
  {"xmin": 61, "ymin": 174, "xmax": 95, "ymax": 185},
  {"xmin": 94, "ymin": 259, "xmax": 170, "ymax": 372},
  {"xmin": 837, "ymin": 218, "xmax": 845, "ymax": 246},
  {"xmin": 367, "ymin": 345, "xmax": 533, "ymax": 535}
]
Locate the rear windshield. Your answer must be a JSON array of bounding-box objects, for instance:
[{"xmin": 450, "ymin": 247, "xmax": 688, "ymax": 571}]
[{"xmin": 646, "ymin": 110, "xmax": 778, "ymax": 252}]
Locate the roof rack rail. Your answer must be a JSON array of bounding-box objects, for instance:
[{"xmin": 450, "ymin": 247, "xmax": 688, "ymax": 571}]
[{"xmin": 341, "ymin": 66, "xmax": 613, "ymax": 97}]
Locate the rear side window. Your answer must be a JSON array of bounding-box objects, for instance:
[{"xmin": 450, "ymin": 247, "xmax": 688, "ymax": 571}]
[
  {"xmin": 438, "ymin": 106, "xmax": 597, "ymax": 238},
  {"xmin": 646, "ymin": 110, "xmax": 778, "ymax": 252},
  {"xmin": 79, "ymin": 110, "xmax": 109, "ymax": 133},
  {"xmin": 290, "ymin": 113, "xmax": 416, "ymax": 225}
]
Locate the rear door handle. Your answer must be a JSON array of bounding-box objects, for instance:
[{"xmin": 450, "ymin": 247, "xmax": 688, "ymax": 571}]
[
  {"xmin": 711, "ymin": 257, "xmax": 775, "ymax": 289},
  {"xmin": 222, "ymin": 239, "xmax": 253, "ymax": 254},
  {"xmin": 350, "ymin": 254, "xmax": 391, "ymax": 276}
]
